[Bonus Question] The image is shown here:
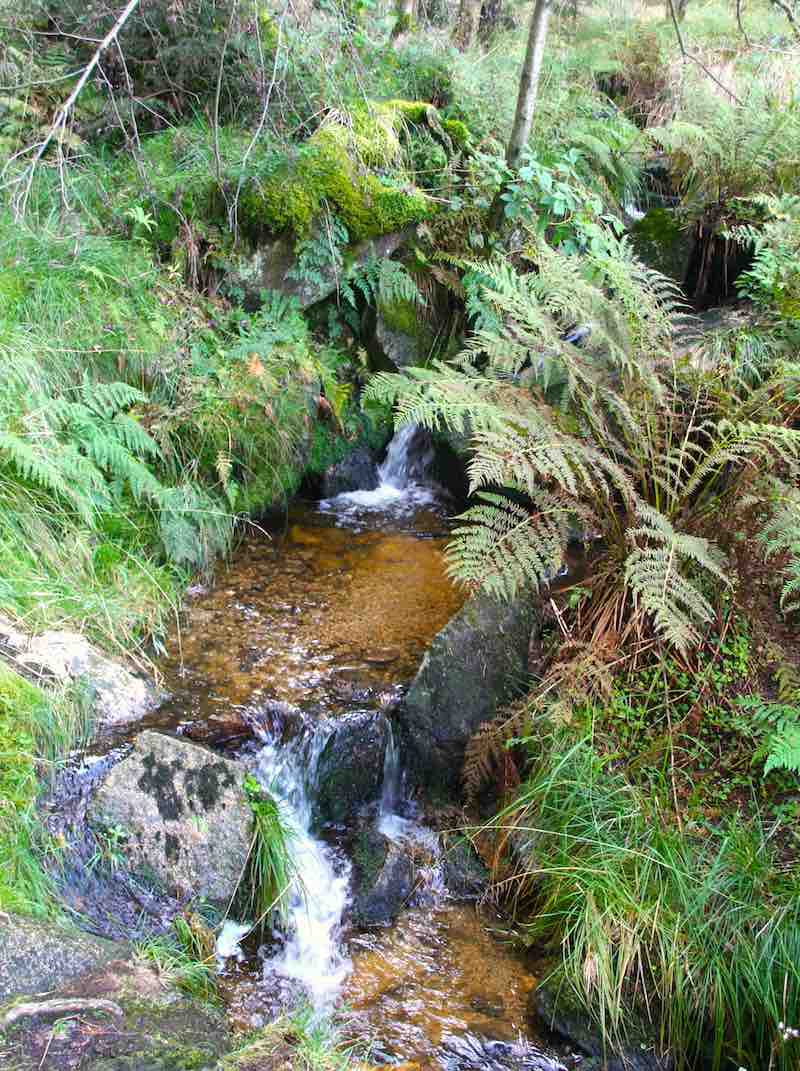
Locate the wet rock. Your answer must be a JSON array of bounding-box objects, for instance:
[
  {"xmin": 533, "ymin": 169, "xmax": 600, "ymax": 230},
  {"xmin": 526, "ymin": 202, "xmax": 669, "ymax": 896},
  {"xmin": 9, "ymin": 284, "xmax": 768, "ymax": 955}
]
[
  {"xmin": 442, "ymin": 836, "xmax": 490, "ymax": 901},
  {"xmin": 398, "ymin": 591, "xmax": 538, "ymax": 797},
  {"xmin": 373, "ymin": 301, "xmax": 423, "ymax": 369},
  {"xmin": 437, "ymin": 1034, "xmax": 566, "ymax": 1071},
  {"xmin": 0, "ymin": 614, "xmax": 159, "ymax": 730},
  {"xmin": 87, "ymin": 731, "xmax": 252, "ymax": 905},
  {"xmin": 353, "ymin": 832, "xmax": 415, "ymax": 927},
  {"xmin": 322, "ymin": 446, "xmax": 380, "ymax": 498},
  {"xmin": 529, "ymin": 983, "xmax": 672, "ymax": 1071},
  {"xmin": 629, "ymin": 207, "xmax": 693, "ymax": 286},
  {"xmin": 313, "ymin": 712, "xmax": 389, "ymax": 826},
  {"xmin": 0, "ymin": 915, "xmax": 123, "ymax": 1001}
]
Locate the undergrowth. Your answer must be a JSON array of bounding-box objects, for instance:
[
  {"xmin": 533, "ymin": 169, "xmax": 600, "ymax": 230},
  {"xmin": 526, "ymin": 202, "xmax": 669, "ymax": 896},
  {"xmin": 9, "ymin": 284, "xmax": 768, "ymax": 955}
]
[
  {"xmin": 137, "ymin": 913, "xmax": 219, "ymax": 1003},
  {"xmin": 0, "ymin": 663, "xmax": 91, "ymax": 915},
  {"xmin": 237, "ymin": 775, "xmax": 299, "ymax": 936},
  {"xmin": 481, "ymin": 729, "xmax": 800, "ymax": 1071}
]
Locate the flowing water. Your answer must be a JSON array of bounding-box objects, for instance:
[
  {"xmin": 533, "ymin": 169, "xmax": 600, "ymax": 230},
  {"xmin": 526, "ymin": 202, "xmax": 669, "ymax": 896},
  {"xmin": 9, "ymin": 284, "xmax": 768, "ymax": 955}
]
[{"xmin": 138, "ymin": 428, "xmax": 564, "ymax": 1069}]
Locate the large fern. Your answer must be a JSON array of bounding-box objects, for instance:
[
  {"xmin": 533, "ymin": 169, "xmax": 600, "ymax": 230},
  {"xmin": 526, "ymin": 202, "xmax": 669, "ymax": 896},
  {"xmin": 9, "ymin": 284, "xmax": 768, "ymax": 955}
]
[{"xmin": 367, "ymin": 223, "xmax": 800, "ymax": 653}]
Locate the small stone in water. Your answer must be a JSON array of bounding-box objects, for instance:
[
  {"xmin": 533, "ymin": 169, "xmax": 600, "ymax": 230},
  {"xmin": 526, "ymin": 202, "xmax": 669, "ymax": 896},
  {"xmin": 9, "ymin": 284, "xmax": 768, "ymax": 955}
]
[{"xmin": 364, "ymin": 647, "xmax": 402, "ymax": 664}]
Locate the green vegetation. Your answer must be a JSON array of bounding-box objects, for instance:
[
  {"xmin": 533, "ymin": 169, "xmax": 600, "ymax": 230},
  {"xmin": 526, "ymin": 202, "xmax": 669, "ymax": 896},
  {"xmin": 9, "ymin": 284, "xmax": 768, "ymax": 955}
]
[
  {"xmin": 2, "ymin": 0, "xmax": 800, "ymax": 1067},
  {"xmin": 221, "ymin": 1005, "xmax": 362, "ymax": 1071},
  {"xmin": 0, "ymin": 664, "xmax": 90, "ymax": 915},
  {"xmin": 485, "ymin": 728, "xmax": 800, "ymax": 1071},
  {"xmin": 238, "ymin": 776, "xmax": 299, "ymax": 933},
  {"xmin": 137, "ymin": 914, "xmax": 219, "ymax": 1003}
]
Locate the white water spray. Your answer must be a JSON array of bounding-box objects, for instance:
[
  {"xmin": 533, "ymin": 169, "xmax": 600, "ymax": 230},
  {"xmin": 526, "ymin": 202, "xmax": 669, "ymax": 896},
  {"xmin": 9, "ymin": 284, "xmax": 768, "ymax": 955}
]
[
  {"xmin": 253, "ymin": 729, "xmax": 351, "ymax": 1006},
  {"xmin": 321, "ymin": 424, "xmax": 437, "ymax": 514}
]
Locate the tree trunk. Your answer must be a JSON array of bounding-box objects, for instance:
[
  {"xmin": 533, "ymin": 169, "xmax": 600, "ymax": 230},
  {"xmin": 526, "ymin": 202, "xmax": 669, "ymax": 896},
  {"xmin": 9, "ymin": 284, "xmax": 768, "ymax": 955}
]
[
  {"xmin": 505, "ymin": 0, "xmax": 552, "ymax": 170},
  {"xmin": 668, "ymin": 0, "xmax": 690, "ymax": 20},
  {"xmin": 453, "ymin": 0, "xmax": 482, "ymax": 51}
]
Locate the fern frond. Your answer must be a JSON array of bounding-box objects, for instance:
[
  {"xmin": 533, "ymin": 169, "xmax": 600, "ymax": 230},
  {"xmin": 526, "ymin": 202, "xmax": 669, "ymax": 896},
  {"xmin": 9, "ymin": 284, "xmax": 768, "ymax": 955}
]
[
  {"xmin": 625, "ymin": 504, "xmax": 729, "ymax": 652},
  {"xmin": 447, "ymin": 489, "xmax": 569, "ymax": 599}
]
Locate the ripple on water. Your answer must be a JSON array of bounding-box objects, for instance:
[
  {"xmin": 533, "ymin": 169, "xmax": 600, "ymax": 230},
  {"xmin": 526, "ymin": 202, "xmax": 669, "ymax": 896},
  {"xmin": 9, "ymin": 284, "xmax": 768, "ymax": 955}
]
[
  {"xmin": 142, "ymin": 500, "xmax": 464, "ymax": 736},
  {"xmin": 343, "ymin": 903, "xmax": 541, "ymax": 1065}
]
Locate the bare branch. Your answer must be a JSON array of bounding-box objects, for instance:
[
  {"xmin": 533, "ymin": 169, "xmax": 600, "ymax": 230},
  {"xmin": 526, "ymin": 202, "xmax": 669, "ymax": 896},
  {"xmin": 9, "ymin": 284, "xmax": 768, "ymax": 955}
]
[
  {"xmin": 667, "ymin": 0, "xmax": 743, "ymax": 105},
  {"xmin": 9, "ymin": 0, "xmax": 141, "ymax": 219},
  {"xmin": 769, "ymin": 0, "xmax": 800, "ymax": 39}
]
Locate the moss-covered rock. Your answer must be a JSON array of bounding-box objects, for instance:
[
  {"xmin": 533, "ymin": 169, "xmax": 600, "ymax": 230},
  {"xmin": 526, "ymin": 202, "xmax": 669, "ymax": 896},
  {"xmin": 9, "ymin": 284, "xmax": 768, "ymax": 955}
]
[
  {"xmin": 629, "ymin": 206, "xmax": 692, "ymax": 285},
  {"xmin": 0, "ymin": 959, "xmax": 230, "ymax": 1071},
  {"xmin": 312, "ymin": 712, "xmax": 390, "ymax": 827},
  {"xmin": 398, "ymin": 591, "xmax": 538, "ymax": 798},
  {"xmin": 236, "ymin": 120, "xmax": 433, "ymax": 244}
]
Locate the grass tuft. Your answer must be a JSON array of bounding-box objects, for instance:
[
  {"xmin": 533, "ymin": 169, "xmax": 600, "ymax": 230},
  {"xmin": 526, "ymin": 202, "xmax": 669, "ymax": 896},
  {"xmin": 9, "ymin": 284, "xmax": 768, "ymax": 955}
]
[{"xmin": 482, "ymin": 731, "xmax": 800, "ymax": 1071}]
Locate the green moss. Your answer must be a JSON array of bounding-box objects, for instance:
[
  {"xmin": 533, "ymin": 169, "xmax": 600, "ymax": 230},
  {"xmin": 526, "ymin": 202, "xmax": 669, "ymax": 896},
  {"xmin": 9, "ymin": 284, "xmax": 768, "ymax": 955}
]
[
  {"xmin": 238, "ymin": 127, "xmax": 434, "ymax": 243},
  {"xmin": 386, "ymin": 98, "xmax": 432, "ymax": 124},
  {"xmin": 378, "ymin": 295, "xmax": 420, "ymax": 337},
  {"xmin": 442, "ymin": 118, "xmax": 471, "ymax": 148}
]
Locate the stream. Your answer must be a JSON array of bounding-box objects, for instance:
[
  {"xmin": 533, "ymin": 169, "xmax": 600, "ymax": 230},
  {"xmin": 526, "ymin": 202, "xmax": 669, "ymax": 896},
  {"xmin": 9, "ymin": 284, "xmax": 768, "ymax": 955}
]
[{"xmin": 79, "ymin": 428, "xmax": 567, "ymax": 1070}]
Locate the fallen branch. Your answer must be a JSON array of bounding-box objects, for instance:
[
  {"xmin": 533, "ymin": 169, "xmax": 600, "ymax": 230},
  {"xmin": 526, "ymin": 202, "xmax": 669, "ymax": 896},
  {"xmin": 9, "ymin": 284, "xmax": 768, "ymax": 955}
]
[
  {"xmin": 10, "ymin": 0, "xmax": 141, "ymax": 218},
  {"xmin": 1, "ymin": 998, "xmax": 123, "ymax": 1031}
]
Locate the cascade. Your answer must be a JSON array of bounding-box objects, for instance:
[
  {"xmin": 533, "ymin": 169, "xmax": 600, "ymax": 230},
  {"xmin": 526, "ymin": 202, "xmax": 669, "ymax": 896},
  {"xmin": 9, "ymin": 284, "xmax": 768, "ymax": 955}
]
[
  {"xmin": 252, "ymin": 727, "xmax": 351, "ymax": 1006},
  {"xmin": 321, "ymin": 423, "xmax": 437, "ymax": 513}
]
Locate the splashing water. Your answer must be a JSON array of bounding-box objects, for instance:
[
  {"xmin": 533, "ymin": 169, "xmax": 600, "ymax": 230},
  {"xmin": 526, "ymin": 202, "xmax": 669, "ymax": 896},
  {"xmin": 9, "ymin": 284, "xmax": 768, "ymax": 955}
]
[
  {"xmin": 253, "ymin": 728, "xmax": 352, "ymax": 1006},
  {"xmin": 321, "ymin": 424, "xmax": 438, "ymax": 515}
]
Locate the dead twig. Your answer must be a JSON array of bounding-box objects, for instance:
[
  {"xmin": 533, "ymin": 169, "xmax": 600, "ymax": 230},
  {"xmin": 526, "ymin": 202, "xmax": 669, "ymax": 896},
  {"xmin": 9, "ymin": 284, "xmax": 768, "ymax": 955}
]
[
  {"xmin": 666, "ymin": 0, "xmax": 743, "ymax": 105},
  {"xmin": 9, "ymin": 0, "xmax": 141, "ymax": 219}
]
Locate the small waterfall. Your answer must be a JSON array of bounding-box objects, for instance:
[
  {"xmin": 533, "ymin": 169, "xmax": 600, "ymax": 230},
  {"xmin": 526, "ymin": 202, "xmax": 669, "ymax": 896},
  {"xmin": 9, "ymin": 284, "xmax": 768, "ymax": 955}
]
[
  {"xmin": 321, "ymin": 423, "xmax": 437, "ymax": 514},
  {"xmin": 377, "ymin": 423, "xmax": 435, "ymax": 489},
  {"xmin": 377, "ymin": 722, "xmax": 443, "ymax": 897},
  {"xmin": 379, "ymin": 719, "xmax": 402, "ymax": 816},
  {"xmin": 252, "ymin": 729, "xmax": 351, "ymax": 1006}
]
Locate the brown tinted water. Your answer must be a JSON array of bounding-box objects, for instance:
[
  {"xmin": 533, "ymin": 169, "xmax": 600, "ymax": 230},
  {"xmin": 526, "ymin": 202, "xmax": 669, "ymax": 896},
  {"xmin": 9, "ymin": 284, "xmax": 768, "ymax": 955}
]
[
  {"xmin": 137, "ymin": 490, "xmax": 560, "ymax": 1067},
  {"xmin": 344, "ymin": 903, "xmax": 542, "ymax": 1065},
  {"xmin": 148, "ymin": 499, "xmax": 464, "ymax": 734}
]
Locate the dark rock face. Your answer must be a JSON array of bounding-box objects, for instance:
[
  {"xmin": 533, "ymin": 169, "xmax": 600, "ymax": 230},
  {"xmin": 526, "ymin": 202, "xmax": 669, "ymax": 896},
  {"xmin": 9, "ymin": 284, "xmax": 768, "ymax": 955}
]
[
  {"xmin": 442, "ymin": 836, "xmax": 490, "ymax": 900},
  {"xmin": 352, "ymin": 832, "xmax": 415, "ymax": 927},
  {"xmin": 87, "ymin": 731, "xmax": 252, "ymax": 904},
  {"xmin": 530, "ymin": 983, "xmax": 673, "ymax": 1071},
  {"xmin": 313, "ymin": 711, "xmax": 390, "ymax": 826},
  {"xmin": 397, "ymin": 591, "xmax": 537, "ymax": 797},
  {"xmin": 226, "ymin": 228, "xmax": 407, "ymax": 310},
  {"xmin": 321, "ymin": 446, "xmax": 380, "ymax": 498}
]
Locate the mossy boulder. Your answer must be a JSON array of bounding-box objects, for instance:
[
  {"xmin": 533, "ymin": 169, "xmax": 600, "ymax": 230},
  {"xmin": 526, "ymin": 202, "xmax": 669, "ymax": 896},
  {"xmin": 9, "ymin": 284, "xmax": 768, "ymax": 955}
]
[
  {"xmin": 235, "ymin": 122, "xmax": 433, "ymax": 245},
  {"xmin": 0, "ymin": 958, "xmax": 229, "ymax": 1071},
  {"xmin": 0, "ymin": 915, "xmax": 123, "ymax": 1001},
  {"xmin": 397, "ymin": 591, "xmax": 538, "ymax": 798},
  {"xmin": 368, "ymin": 295, "xmax": 433, "ymax": 370},
  {"xmin": 629, "ymin": 207, "xmax": 692, "ymax": 285},
  {"xmin": 224, "ymin": 226, "xmax": 407, "ymax": 311},
  {"xmin": 87, "ymin": 731, "xmax": 252, "ymax": 905}
]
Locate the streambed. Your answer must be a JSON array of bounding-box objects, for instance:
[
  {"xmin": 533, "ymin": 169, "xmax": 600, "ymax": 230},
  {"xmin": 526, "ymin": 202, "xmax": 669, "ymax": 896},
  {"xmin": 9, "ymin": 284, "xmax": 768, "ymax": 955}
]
[{"xmin": 111, "ymin": 434, "xmax": 564, "ymax": 1069}]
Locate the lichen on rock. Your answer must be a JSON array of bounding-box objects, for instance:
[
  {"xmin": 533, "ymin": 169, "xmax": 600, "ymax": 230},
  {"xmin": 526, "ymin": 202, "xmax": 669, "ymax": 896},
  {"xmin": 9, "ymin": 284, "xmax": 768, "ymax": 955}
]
[{"xmin": 88, "ymin": 731, "xmax": 252, "ymax": 905}]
